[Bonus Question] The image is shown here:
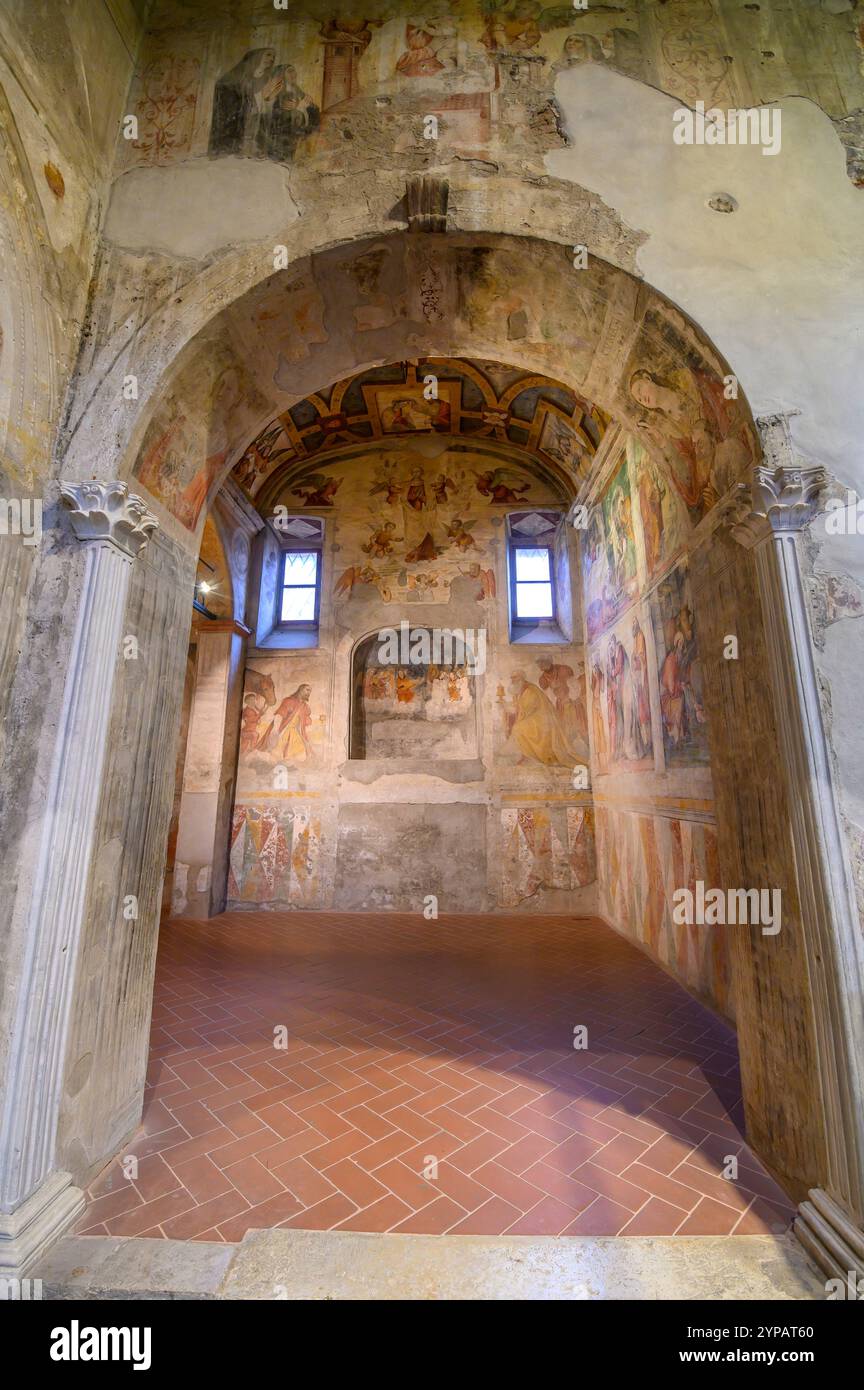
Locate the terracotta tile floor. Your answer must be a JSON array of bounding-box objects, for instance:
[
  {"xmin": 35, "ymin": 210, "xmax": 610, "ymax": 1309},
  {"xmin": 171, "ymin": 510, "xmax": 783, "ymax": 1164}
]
[{"xmin": 78, "ymin": 912, "xmax": 795, "ymax": 1243}]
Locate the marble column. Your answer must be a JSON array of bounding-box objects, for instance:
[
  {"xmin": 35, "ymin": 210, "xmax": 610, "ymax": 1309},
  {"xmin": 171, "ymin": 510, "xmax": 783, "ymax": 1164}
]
[
  {"xmin": 0, "ymin": 482, "xmax": 157, "ymax": 1278},
  {"xmin": 171, "ymin": 618, "xmax": 250, "ymax": 919},
  {"xmin": 723, "ymin": 417, "xmax": 864, "ymax": 1282}
]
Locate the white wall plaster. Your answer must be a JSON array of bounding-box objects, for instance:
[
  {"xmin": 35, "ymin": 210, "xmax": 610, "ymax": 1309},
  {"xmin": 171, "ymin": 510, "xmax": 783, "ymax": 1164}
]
[
  {"xmin": 548, "ymin": 66, "xmax": 864, "ymax": 485},
  {"xmin": 104, "ymin": 157, "xmax": 300, "ymax": 260}
]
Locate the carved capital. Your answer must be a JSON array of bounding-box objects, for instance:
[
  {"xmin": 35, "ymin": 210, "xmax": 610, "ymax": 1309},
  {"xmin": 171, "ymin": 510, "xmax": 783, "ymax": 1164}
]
[
  {"xmin": 720, "ymin": 465, "xmax": 827, "ymax": 549},
  {"xmin": 60, "ymin": 481, "xmax": 159, "ymax": 559}
]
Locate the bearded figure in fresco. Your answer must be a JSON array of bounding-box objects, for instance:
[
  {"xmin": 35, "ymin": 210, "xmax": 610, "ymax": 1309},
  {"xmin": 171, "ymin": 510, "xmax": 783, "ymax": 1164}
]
[
  {"xmin": 270, "ymin": 684, "xmax": 313, "ymax": 764},
  {"xmin": 659, "ymin": 604, "xmax": 706, "ymax": 751},
  {"xmin": 507, "ymin": 671, "xmax": 580, "ymax": 768},
  {"xmin": 606, "ymin": 634, "xmax": 628, "ymax": 762},
  {"xmin": 537, "ymin": 656, "xmax": 588, "ymax": 753},
  {"xmin": 590, "ymin": 661, "xmax": 607, "ymax": 770},
  {"xmin": 628, "ymin": 367, "xmax": 753, "ymax": 522},
  {"xmin": 630, "ymin": 619, "xmax": 653, "ymax": 760}
]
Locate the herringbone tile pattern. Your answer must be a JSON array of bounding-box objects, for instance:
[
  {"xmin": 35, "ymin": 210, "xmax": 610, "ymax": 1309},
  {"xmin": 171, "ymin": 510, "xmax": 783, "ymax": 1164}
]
[{"xmin": 78, "ymin": 912, "xmax": 794, "ymax": 1242}]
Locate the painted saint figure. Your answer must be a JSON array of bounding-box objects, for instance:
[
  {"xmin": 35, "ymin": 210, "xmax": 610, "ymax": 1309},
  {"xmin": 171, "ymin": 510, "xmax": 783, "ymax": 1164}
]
[
  {"xmin": 272, "ymin": 683, "xmax": 313, "ymax": 763},
  {"xmin": 507, "ymin": 671, "xmax": 580, "ymax": 768},
  {"xmin": 209, "ymin": 50, "xmax": 319, "ymax": 162},
  {"xmin": 606, "ymin": 634, "xmax": 628, "ymax": 761},
  {"xmin": 630, "ymin": 619, "xmax": 653, "ymax": 758},
  {"xmin": 208, "ymin": 48, "xmax": 279, "ymax": 157},
  {"xmin": 590, "ymin": 661, "xmax": 607, "ymax": 770},
  {"xmin": 537, "ymin": 655, "xmax": 588, "ymax": 753}
]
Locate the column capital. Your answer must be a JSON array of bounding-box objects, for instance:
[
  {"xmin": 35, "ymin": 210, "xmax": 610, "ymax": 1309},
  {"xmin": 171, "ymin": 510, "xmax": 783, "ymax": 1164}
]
[
  {"xmin": 719, "ymin": 464, "xmax": 828, "ymax": 549},
  {"xmin": 60, "ymin": 481, "xmax": 158, "ymax": 559}
]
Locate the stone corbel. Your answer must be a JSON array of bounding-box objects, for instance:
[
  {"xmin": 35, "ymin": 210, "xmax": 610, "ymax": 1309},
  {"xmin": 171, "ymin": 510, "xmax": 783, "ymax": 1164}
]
[{"xmin": 406, "ymin": 174, "xmax": 449, "ymax": 233}]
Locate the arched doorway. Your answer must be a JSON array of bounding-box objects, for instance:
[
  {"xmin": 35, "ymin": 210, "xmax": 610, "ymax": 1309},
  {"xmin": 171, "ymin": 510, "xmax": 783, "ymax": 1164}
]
[{"xmin": 4, "ymin": 233, "xmax": 862, "ymax": 1282}]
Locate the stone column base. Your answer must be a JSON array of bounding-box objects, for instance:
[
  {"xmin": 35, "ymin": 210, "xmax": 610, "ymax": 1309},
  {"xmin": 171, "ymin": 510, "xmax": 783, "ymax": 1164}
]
[
  {"xmin": 0, "ymin": 1171, "xmax": 84, "ymax": 1279},
  {"xmin": 796, "ymin": 1188, "xmax": 864, "ymax": 1289}
]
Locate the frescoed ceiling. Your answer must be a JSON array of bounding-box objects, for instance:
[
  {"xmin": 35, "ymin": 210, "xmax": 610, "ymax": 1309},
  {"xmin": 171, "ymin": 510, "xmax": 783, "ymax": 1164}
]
[{"xmin": 232, "ymin": 358, "xmax": 611, "ymax": 507}]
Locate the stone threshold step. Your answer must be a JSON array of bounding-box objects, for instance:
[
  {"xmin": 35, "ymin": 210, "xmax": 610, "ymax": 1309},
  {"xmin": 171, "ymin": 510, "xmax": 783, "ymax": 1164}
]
[{"xmin": 32, "ymin": 1230, "xmax": 823, "ymax": 1301}]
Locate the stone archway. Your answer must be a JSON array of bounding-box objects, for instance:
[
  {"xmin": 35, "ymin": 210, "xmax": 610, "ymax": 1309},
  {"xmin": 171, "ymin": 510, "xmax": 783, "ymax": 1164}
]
[{"xmin": 2, "ymin": 232, "xmax": 862, "ymax": 1284}]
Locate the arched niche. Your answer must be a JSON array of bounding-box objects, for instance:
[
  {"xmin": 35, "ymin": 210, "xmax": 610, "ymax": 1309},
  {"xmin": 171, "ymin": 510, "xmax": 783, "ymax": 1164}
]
[{"xmin": 349, "ymin": 626, "xmax": 480, "ymax": 762}]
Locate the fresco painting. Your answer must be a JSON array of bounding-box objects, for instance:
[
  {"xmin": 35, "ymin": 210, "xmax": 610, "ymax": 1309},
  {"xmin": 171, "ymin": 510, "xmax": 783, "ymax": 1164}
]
[
  {"xmin": 499, "ymin": 804, "xmax": 595, "ymax": 908},
  {"xmin": 232, "ymin": 360, "xmax": 605, "ymax": 502},
  {"xmin": 651, "ymin": 560, "xmax": 710, "ymax": 767},
  {"xmin": 352, "ymin": 634, "xmax": 478, "ymax": 759},
  {"xmin": 208, "ymin": 49, "xmax": 320, "ymax": 161},
  {"xmin": 537, "ymin": 407, "xmax": 590, "ymax": 475},
  {"xmin": 582, "ymin": 456, "xmax": 638, "ymax": 643},
  {"xmin": 117, "ymin": 3, "xmax": 864, "ymax": 191},
  {"xmin": 297, "ymin": 441, "xmax": 559, "ymax": 607},
  {"xmin": 136, "ymin": 402, "xmax": 213, "ymax": 531},
  {"xmin": 123, "ymin": 51, "xmax": 200, "ymax": 166},
  {"xmin": 496, "ymin": 652, "xmax": 589, "ymax": 770},
  {"xmin": 396, "ymin": 18, "xmax": 458, "ymax": 76},
  {"xmin": 596, "ymin": 805, "xmax": 731, "ymax": 1020},
  {"xmin": 630, "ymin": 434, "xmax": 689, "ymax": 580},
  {"xmin": 589, "ymin": 606, "xmax": 654, "ymax": 774},
  {"xmin": 228, "ymin": 803, "xmax": 322, "ymax": 907},
  {"xmin": 237, "ymin": 660, "xmax": 329, "ymax": 790},
  {"xmin": 627, "ymin": 357, "xmax": 755, "ymax": 526},
  {"xmin": 135, "ymin": 347, "xmax": 265, "ymax": 529}
]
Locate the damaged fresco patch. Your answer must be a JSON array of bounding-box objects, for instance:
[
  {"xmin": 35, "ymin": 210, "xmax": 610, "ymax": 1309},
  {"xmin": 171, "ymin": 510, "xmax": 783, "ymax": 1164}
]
[{"xmin": 228, "ymin": 802, "xmax": 323, "ymax": 907}]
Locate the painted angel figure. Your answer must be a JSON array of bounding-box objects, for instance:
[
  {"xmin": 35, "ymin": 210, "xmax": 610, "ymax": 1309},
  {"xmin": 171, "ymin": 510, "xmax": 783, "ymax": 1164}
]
[
  {"xmin": 473, "ymin": 467, "xmax": 532, "ymax": 503},
  {"xmin": 628, "ymin": 366, "xmax": 753, "ymax": 520},
  {"xmin": 445, "ymin": 517, "xmax": 479, "ymax": 552},
  {"xmin": 361, "ymin": 519, "xmax": 402, "ymax": 558},
  {"xmin": 290, "ymin": 472, "xmax": 342, "ymax": 507}
]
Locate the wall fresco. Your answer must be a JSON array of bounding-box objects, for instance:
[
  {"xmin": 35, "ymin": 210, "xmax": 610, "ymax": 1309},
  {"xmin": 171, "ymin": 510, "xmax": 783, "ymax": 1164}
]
[
  {"xmin": 596, "ymin": 803, "xmax": 731, "ymax": 1020},
  {"xmin": 237, "ymin": 655, "xmax": 330, "ymax": 791},
  {"xmin": 582, "ymin": 456, "xmax": 639, "ymax": 643},
  {"xmin": 124, "ymin": 2, "xmax": 864, "ymax": 184},
  {"xmin": 499, "ymin": 804, "xmax": 595, "ymax": 908},
  {"xmin": 651, "ymin": 559, "xmax": 710, "ymax": 768},
  {"xmin": 228, "ymin": 802, "xmax": 322, "ymax": 907}
]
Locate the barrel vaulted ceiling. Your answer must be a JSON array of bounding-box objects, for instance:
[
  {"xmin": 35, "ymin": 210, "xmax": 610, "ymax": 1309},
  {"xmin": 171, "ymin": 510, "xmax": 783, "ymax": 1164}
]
[{"xmin": 231, "ymin": 358, "xmax": 611, "ymax": 507}]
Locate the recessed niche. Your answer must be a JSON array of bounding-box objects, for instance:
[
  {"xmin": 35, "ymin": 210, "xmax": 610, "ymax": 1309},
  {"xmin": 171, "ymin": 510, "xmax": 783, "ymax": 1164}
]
[{"xmin": 349, "ymin": 629, "xmax": 479, "ymax": 760}]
